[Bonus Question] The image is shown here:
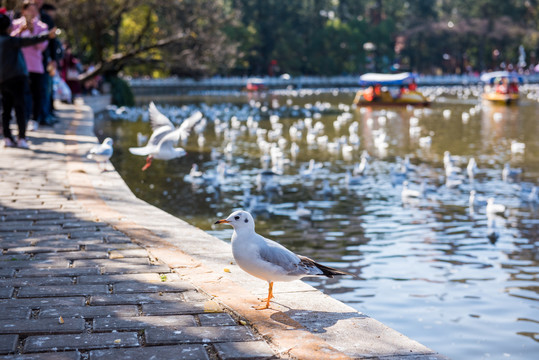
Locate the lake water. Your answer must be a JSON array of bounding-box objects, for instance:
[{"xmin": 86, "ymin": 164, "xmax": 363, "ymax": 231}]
[{"xmin": 95, "ymin": 86, "xmax": 539, "ymax": 359}]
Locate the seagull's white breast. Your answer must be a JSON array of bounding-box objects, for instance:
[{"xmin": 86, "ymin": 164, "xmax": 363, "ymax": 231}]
[{"xmin": 231, "ymin": 231, "xmax": 303, "ymax": 283}]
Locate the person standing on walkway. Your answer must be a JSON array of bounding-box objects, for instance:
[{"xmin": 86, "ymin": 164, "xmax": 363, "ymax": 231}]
[
  {"xmin": 36, "ymin": 1, "xmax": 62, "ymax": 125},
  {"xmin": 11, "ymin": 0, "xmax": 49, "ymax": 127},
  {"xmin": 0, "ymin": 12, "xmax": 56, "ymax": 148}
]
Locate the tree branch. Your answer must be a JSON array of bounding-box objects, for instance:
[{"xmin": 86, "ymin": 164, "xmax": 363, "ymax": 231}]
[{"xmin": 78, "ymin": 31, "xmax": 192, "ymax": 82}]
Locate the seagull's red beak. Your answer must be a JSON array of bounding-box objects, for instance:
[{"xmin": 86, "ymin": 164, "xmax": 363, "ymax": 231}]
[{"xmin": 214, "ymin": 219, "xmax": 230, "ymax": 224}]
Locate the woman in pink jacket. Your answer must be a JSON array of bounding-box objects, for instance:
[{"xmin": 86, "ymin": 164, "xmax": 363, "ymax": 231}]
[{"xmin": 11, "ymin": 0, "xmax": 48, "ymax": 125}]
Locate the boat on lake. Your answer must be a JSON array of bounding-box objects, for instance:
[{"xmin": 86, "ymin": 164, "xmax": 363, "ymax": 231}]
[
  {"xmin": 245, "ymin": 77, "xmax": 267, "ymax": 91},
  {"xmin": 353, "ymin": 72, "xmax": 429, "ymax": 107},
  {"xmin": 480, "ymin": 71, "xmax": 521, "ymax": 105}
]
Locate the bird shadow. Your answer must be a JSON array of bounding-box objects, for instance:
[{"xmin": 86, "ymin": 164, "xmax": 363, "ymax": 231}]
[{"xmin": 270, "ymin": 309, "xmax": 366, "ymax": 334}]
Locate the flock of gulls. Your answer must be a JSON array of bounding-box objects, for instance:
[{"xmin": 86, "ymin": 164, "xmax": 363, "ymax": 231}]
[{"xmin": 87, "ymin": 90, "xmax": 537, "ymax": 309}]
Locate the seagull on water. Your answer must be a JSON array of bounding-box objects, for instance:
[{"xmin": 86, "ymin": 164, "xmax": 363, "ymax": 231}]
[
  {"xmin": 486, "ymin": 198, "xmax": 506, "ymax": 216},
  {"xmin": 87, "ymin": 137, "xmax": 113, "ymax": 171},
  {"xmin": 215, "ymin": 210, "xmax": 353, "ymax": 309}
]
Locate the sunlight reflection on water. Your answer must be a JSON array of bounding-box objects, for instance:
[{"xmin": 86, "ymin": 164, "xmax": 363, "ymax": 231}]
[{"xmin": 97, "ymin": 87, "xmax": 539, "ymax": 359}]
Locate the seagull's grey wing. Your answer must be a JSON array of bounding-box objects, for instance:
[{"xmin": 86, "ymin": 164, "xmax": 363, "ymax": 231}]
[
  {"xmin": 147, "ymin": 125, "xmax": 174, "ymax": 147},
  {"xmin": 149, "ymin": 102, "xmax": 174, "ymax": 131},
  {"xmin": 157, "ymin": 127, "xmax": 183, "ymax": 150},
  {"xmin": 129, "ymin": 126, "xmax": 173, "ymax": 156},
  {"xmin": 258, "ymin": 237, "xmax": 302, "ymax": 274},
  {"xmin": 97, "ymin": 146, "xmax": 113, "ymax": 157},
  {"xmin": 177, "ymin": 111, "xmax": 204, "ymax": 141}
]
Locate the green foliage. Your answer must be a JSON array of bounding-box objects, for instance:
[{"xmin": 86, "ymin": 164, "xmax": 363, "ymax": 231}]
[
  {"xmin": 43, "ymin": 0, "xmax": 539, "ymax": 76},
  {"xmin": 109, "ymin": 77, "xmax": 135, "ymax": 107}
]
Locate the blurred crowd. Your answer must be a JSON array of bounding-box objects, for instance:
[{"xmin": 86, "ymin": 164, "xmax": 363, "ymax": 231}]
[{"xmin": 1, "ymin": 0, "xmax": 102, "ymax": 149}]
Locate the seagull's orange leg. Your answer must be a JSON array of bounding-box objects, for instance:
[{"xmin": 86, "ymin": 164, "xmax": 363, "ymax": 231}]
[
  {"xmin": 256, "ymin": 282, "xmax": 273, "ymax": 310},
  {"xmin": 142, "ymin": 155, "xmax": 153, "ymax": 171}
]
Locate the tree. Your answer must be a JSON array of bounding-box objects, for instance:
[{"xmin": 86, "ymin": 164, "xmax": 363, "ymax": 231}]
[{"xmin": 53, "ymin": 0, "xmax": 238, "ymax": 80}]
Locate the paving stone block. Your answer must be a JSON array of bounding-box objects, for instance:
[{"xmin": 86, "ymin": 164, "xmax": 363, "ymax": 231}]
[
  {"xmin": 93, "ymin": 315, "xmax": 196, "ymax": 331},
  {"xmin": 103, "ymin": 236, "xmax": 133, "ymax": 244},
  {"xmin": 0, "ymin": 254, "xmax": 31, "ymax": 261},
  {"xmin": 101, "ymin": 265, "xmax": 170, "ymax": 275},
  {"xmin": 108, "ymin": 249, "xmax": 148, "ymax": 258},
  {"xmin": 0, "ymin": 351, "xmax": 81, "ymax": 359},
  {"xmin": 198, "ymin": 313, "xmax": 237, "ymax": 327},
  {"xmin": 90, "ymin": 293, "xmax": 183, "ymax": 305},
  {"xmin": 0, "ymin": 268, "xmax": 15, "ymax": 277},
  {"xmin": 114, "ymin": 281, "xmax": 194, "ymax": 293},
  {"xmin": 0, "ymin": 287, "xmax": 14, "ymax": 298},
  {"xmin": 34, "ymin": 251, "xmax": 109, "ymax": 260},
  {"xmin": 0, "ymin": 318, "xmax": 85, "ymax": 334},
  {"xmin": 0, "ymin": 277, "xmax": 73, "ymax": 287},
  {"xmin": 0, "ymin": 222, "xmax": 33, "ymax": 231},
  {"xmin": 18, "ymin": 285, "xmax": 109, "ymax": 298},
  {"xmin": 39, "ymin": 305, "xmax": 139, "ymax": 319},
  {"xmin": 73, "ymin": 258, "xmax": 149, "ymax": 268},
  {"xmin": 24, "ymin": 332, "xmax": 139, "ymax": 352},
  {"xmin": 181, "ymin": 290, "xmax": 211, "ymax": 302},
  {"xmin": 0, "ymin": 259, "xmax": 70, "ymax": 269},
  {"xmin": 16, "ymin": 267, "xmax": 100, "ymax": 278},
  {"xmin": 141, "ymin": 302, "xmax": 207, "ymax": 316},
  {"xmin": 85, "ymin": 243, "xmax": 141, "ymax": 252},
  {"xmin": 145, "ymin": 326, "xmax": 256, "ymax": 345},
  {"xmin": 89, "ymin": 345, "xmax": 208, "ymax": 360},
  {"xmin": 214, "ymin": 341, "xmax": 276, "ymax": 359},
  {"xmin": 78, "ymin": 273, "xmax": 166, "ymax": 284},
  {"xmin": 67, "ymin": 232, "xmax": 109, "ymax": 241},
  {"xmin": 5, "ymin": 245, "xmax": 80, "ymax": 254},
  {"xmin": 63, "ymin": 221, "xmax": 108, "ymax": 229},
  {"xmin": 0, "ymin": 297, "xmax": 85, "ymax": 307},
  {"xmin": 0, "ymin": 307, "xmax": 30, "ymax": 320},
  {"xmin": 0, "ymin": 334, "xmax": 18, "ymax": 354}
]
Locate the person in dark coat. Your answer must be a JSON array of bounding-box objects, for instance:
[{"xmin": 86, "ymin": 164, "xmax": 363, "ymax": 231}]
[{"xmin": 0, "ymin": 13, "xmax": 56, "ymax": 148}]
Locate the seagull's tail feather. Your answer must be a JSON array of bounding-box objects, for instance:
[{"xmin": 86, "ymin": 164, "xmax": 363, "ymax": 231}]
[{"xmin": 298, "ymin": 255, "xmax": 356, "ymax": 278}]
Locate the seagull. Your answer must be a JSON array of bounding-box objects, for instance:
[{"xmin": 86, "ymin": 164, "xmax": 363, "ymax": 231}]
[
  {"xmin": 353, "ymin": 156, "xmax": 369, "ymax": 176},
  {"xmin": 401, "ymin": 181, "xmax": 424, "ymax": 200},
  {"xmin": 486, "ymin": 198, "xmax": 506, "ymax": 216},
  {"xmin": 215, "ymin": 210, "xmax": 353, "ymax": 309},
  {"xmin": 295, "ymin": 202, "xmax": 312, "ymax": 219},
  {"xmin": 467, "ymin": 157, "xmax": 478, "ymax": 179},
  {"xmin": 129, "ymin": 102, "xmax": 175, "ymax": 155},
  {"xmin": 87, "ymin": 137, "xmax": 113, "ymax": 171},
  {"xmin": 129, "ymin": 103, "xmax": 203, "ymax": 170},
  {"xmin": 511, "ymin": 140, "xmax": 525, "ymax": 155},
  {"xmin": 136, "ymin": 132, "xmax": 148, "ymax": 147}
]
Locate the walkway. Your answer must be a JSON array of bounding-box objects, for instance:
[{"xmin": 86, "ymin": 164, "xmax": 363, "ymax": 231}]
[{"xmin": 0, "ymin": 99, "xmax": 448, "ymax": 359}]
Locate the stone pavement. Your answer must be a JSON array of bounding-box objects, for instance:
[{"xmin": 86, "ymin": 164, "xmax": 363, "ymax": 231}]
[
  {"xmin": 0, "ymin": 99, "xmax": 448, "ymax": 360},
  {"xmin": 0, "ymin": 103, "xmax": 274, "ymax": 359}
]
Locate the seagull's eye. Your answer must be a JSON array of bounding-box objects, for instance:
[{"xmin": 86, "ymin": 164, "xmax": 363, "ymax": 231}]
[{"xmin": 234, "ymin": 216, "xmax": 240, "ymax": 220}]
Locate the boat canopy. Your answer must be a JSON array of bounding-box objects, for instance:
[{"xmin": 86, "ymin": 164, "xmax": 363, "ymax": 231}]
[
  {"xmin": 480, "ymin": 71, "xmax": 522, "ymax": 83},
  {"xmin": 359, "ymin": 72, "xmax": 418, "ymax": 86},
  {"xmin": 246, "ymin": 77, "xmax": 265, "ymax": 85}
]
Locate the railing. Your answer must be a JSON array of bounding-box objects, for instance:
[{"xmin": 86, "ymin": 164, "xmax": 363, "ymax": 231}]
[{"xmin": 127, "ymin": 74, "xmax": 539, "ymax": 95}]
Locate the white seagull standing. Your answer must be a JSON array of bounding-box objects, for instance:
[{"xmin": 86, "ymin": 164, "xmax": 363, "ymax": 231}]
[
  {"xmin": 215, "ymin": 210, "xmax": 353, "ymax": 309},
  {"xmin": 87, "ymin": 137, "xmax": 113, "ymax": 171},
  {"xmin": 129, "ymin": 102, "xmax": 203, "ymax": 171}
]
